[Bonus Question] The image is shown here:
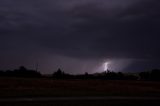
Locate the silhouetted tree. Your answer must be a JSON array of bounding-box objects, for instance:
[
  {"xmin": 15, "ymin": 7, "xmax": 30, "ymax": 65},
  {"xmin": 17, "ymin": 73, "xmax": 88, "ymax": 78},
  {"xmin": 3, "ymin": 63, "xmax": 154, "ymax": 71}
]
[
  {"xmin": 52, "ymin": 68, "xmax": 64, "ymax": 79},
  {"xmin": 0, "ymin": 70, "xmax": 5, "ymax": 76},
  {"xmin": 19, "ymin": 66, "xmax": 27, "ymax": 71},
  {"xmin": 139, "ymin": 71, "xmax": 150, "ymax": 80},
  {"xmin": 150, "ymin": 69, "xmax": 160, "ymax": 81}
]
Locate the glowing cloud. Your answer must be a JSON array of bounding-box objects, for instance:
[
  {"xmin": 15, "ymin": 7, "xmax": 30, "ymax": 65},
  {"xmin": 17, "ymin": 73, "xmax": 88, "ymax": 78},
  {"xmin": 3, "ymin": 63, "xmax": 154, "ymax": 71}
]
[{"xmin": 104, "ymin": 62, "xmax": 109, "ymax": 71}]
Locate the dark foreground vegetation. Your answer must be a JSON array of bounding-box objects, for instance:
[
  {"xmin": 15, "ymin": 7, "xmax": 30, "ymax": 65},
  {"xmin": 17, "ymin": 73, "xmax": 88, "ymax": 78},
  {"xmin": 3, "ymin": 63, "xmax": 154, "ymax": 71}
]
[{"xmin": 1, "ymin": 66, "xmax": 160, "ymax": 81}]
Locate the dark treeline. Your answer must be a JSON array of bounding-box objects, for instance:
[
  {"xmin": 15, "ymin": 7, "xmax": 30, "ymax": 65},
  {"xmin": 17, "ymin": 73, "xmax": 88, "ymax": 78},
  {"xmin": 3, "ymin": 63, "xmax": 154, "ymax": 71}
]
[
  {"xmin": 52, "ymin": 69, "xmax": 138, "ymax": 80},
  {"xmin": 52, "ymin": 68, "xmax": 160, "ymax": 81},
  {"xmin": 0, "ymin": 66, "xmax": 160, "ymax": 81},
  {"xmin": 139, "ymin": 69, "xmax": 160, "ymax": 81},
  {"xmin": 0, "ymin": 66, "xmax": 41, "ymax": 78}
]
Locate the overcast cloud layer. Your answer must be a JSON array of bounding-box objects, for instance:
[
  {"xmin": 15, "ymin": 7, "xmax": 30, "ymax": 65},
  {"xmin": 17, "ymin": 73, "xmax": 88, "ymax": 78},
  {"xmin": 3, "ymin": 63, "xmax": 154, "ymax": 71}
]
[{"xmin": 0, "ymin": 0, "xmax": 160, "ymax": 74}]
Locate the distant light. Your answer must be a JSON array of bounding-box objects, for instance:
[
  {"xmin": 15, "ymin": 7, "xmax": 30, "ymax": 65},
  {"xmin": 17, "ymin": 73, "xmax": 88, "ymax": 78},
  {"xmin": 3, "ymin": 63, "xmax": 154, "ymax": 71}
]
[{"xmin": 104, "ymin": 62, "xmax": 109, "ymax": 71}]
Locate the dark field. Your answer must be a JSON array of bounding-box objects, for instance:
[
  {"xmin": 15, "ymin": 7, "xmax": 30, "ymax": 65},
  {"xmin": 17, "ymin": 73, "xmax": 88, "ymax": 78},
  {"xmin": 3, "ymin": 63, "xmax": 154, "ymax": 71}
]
[
  {"xmin": 0, "ymin": 77, "xmax": 160, "ymax": 97},
  {"xmin": 0, "ymin": 78, "xmax": 160, "ymax": 105},
  {"xmin": 1, "ymin": 100, "xmax": 160, "ymax": 106}
]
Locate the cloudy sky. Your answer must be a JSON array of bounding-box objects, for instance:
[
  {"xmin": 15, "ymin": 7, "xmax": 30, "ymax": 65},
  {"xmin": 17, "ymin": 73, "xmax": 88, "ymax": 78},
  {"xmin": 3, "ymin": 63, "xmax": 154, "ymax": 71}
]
[{"xmin": 0, "ymin": 0, "xmax": 160, "ymax": 74}]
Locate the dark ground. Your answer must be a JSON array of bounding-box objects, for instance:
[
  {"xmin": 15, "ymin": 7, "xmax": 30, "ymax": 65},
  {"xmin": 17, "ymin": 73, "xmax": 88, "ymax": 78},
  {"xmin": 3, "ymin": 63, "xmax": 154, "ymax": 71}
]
[
  {"xmin": 0, "ymin": 77, "xmax": 160, "ymax": 97},
  {"xmin": 1, "ymin": 99, "xmax": 160, "ymax": 106},
  {"xmin": 0, "ymin": 77, "xmax": 160, "ymax": 105}
]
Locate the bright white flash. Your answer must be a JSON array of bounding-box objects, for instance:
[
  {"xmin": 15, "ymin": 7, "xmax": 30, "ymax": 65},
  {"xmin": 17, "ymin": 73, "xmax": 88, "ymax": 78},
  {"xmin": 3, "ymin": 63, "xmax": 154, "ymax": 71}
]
[{"xmin": 104, "ymin": 62, "xmax": 109, "ymax": 71}]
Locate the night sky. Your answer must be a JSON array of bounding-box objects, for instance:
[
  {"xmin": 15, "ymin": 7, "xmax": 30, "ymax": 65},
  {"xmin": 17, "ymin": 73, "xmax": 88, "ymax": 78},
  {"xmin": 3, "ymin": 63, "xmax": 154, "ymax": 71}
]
[{"xmin": 0, "ymin": 0, "xmax": 160, "ymax": 74}]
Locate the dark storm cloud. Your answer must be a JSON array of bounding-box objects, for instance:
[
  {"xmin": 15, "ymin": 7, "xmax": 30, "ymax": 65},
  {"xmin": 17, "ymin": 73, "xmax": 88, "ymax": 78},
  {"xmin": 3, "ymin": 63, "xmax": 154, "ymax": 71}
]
[
  {"xmin": 60, "ymin": 0, "xmax": 160, "ymax": 59},
  {"xmin": 35, "ymin": 0, "xmax": 160, "ymax": 60},
  {"xmin": 0, "ymin": 0, "xmax": 160, "ymax": 73}
]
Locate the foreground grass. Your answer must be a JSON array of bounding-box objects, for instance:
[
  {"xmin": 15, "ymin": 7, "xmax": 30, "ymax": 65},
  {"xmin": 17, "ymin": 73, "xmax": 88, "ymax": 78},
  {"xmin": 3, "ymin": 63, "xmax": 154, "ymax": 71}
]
[{"xmin": 0, "ymin": 77, "xmax": 160, "ymax": 98}]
